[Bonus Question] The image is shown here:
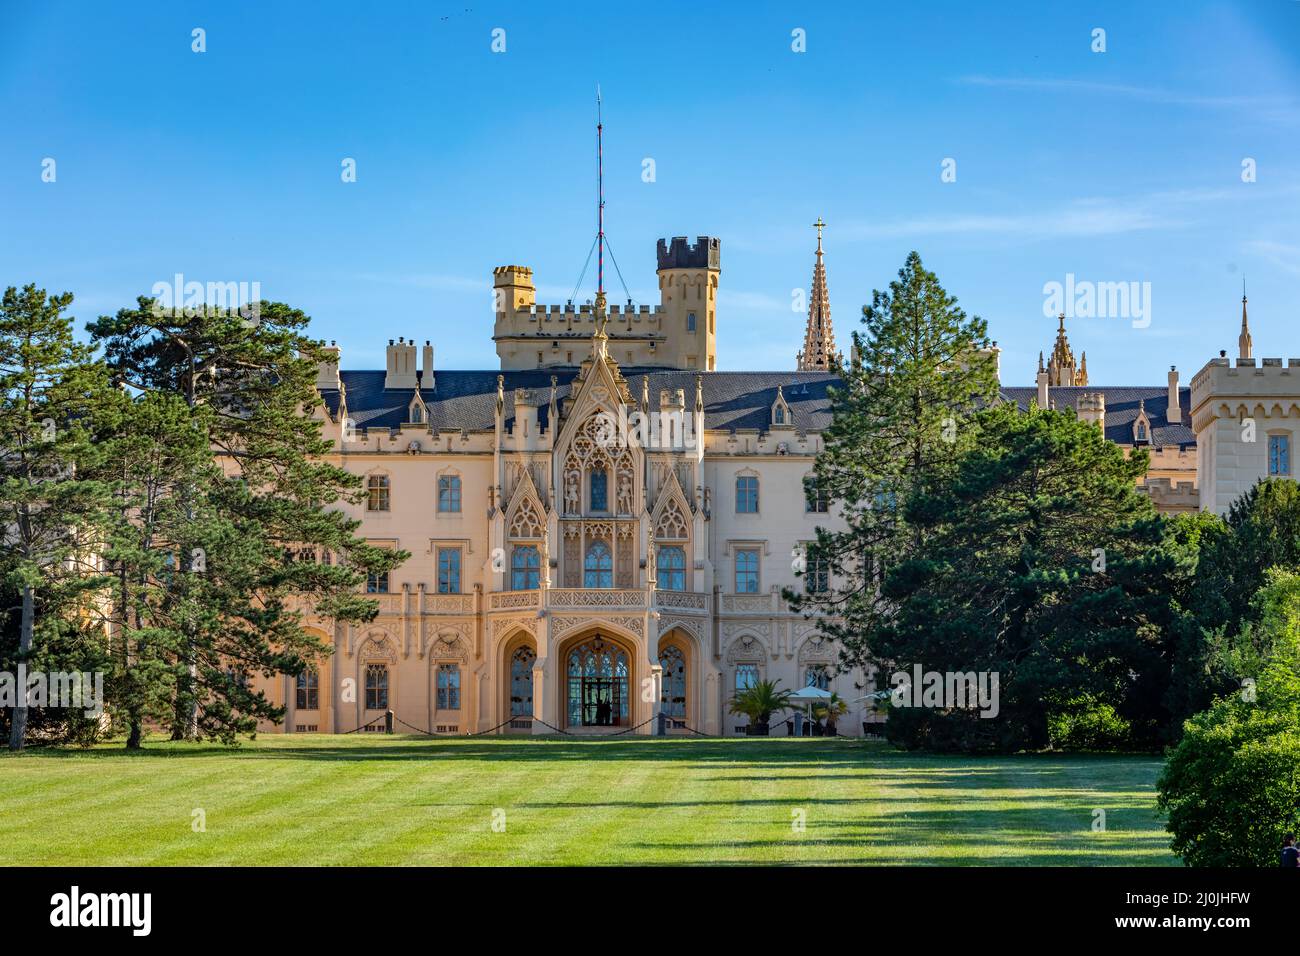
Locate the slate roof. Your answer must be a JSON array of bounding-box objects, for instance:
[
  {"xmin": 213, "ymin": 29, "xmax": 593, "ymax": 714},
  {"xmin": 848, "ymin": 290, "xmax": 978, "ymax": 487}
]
[
  {"xmin": 999, "ymin": 385, "xmax": 1197, "ymax": 447},
  {"xmin": 321, "ymin": 370, "xmax": 1195, "ymax": 447},
  {"xmin": 322, "ymin": 369, "xmax": 840, "ymax": 434}
]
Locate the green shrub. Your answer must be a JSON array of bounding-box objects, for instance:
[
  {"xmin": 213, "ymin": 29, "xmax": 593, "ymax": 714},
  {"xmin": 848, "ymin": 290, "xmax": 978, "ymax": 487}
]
[{"xmin": 1158, "ymin": 662, "xmax": 1300, "ymax": 865}]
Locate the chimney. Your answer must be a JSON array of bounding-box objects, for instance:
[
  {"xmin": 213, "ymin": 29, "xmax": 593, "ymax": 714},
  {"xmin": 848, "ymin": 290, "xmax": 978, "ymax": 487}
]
[
  {"xmin": 422, "ymin": 341, "xmax": 435, "ymax": 388},
  {"xmin": 315, "ymin": 340, "xmax": 341, "ymax": 390},
  {"xmin": 1036, "ymin": 370, "xmax": 1049, "ymax": 409},
  {"xmin": 1167, "ymin": 366, "xmax": 1181, "ymax": 424},
  {"xmin": 385, "ymin": 337, "xmax": 418, "ymax": 390}
]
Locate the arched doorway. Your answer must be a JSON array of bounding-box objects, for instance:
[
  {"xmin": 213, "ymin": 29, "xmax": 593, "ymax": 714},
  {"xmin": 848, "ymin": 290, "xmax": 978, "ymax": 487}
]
[
  {"xmin": 657, "ymin": 632, "xmax": 692, "ymax": 731},
  {"xmin": 509, "ymin": 643, "xmax": 536, "ymax": 730},
  {"xmin": 564, "ymin": 634, "xmax": 631, "ymax": 728},
  {"xmin": 498, "ymin": 632, "xmax": 537, "ymax": 732}
]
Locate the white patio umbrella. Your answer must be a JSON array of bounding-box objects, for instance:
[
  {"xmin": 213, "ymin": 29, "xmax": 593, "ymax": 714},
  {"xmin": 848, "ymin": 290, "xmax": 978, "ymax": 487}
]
[{"xmin": 787, "ymin": 685, "xmax": 834, "ymax": 733}]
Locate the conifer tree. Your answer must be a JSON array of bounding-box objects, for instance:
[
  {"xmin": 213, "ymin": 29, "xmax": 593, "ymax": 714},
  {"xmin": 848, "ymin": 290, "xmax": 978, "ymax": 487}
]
[
  {"xmin": 787, "ymin": 252, "xmax": 1000, "ymax": 675},
  {"xmin": 0, "ymin": 286, "xmax": 112, "ymax": 750},
  {"xmin": 87, "ymin": 298, "xmax": 404, "ymax": 743},
  {"xmin": 879, "ymin": 402, "xmax": 1180, "ymax": 751}
]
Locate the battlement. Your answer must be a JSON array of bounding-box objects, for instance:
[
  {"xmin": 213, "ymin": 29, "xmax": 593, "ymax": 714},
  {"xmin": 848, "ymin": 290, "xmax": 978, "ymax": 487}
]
[
  {"xmin": 1191, "ymin": 356, "xmax": 1300, "ymax": 404},
  {"xmin": 656, "ymin": 236, "xmax": 720, "ymax": 272},
  {"xmin": 1142, "ymin": 477, "xmax": 1200, "ymax": 513}
]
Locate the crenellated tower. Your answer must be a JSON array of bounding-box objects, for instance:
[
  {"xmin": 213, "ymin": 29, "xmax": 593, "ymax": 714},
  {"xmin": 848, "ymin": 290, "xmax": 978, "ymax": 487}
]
[{"xmin": 797, "ymin": 218, "xmax": 838, "ymax": 371}]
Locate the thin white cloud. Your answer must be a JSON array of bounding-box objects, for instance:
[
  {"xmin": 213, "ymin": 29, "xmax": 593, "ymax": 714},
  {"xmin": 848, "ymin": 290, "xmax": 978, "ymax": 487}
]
[
  {"xmin": 1244, "ymin": 239, "xmax": 1300, "ymax": 276},
  {"xmin": 956, "ymin": 74, "xmax": 1300, "ymax": 126},
  {"xmin": 350, "ymin": 272, "xmax": 484, "ymax": 292},
  {"xmin": 719, "ymin": 289, "xmax": 790, "ymax": 313},
  {"xmin": 835, "ymin": 185, "xmax": 1280, "ymax": 242}
]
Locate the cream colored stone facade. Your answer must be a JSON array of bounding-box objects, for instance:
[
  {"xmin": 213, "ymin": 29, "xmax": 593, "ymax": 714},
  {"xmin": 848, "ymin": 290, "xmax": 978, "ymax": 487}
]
[
  {"xmin": 257, "ymin": 233, "xmax": 878, "ymax": 737},
  {"xmin": 256, "ymin": 242, "xmax": 1297, "ymax": 738}
]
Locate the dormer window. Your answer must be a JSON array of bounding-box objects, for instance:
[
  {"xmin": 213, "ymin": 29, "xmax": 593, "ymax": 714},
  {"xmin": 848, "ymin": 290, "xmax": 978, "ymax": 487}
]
[
  {"xmin": 408, "ymin": 393, "xmax": 427, "ymax": 424},
  {"xmin": 1132, "ymin": 399, "xmax": 1152, "ymax": 445},
  {"xmin": 771, "ymin": 385, "xmax": 792, "ymax": 427}
]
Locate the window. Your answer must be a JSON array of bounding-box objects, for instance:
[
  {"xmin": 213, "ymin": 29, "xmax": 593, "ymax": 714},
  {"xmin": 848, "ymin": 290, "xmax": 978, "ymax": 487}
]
[
  {"xmin": 805, "ymin": 546, "xmax": 829, "ymax": 594},
  {"xmin": 365, "ymin": 664, "xmax": 388, "ymax": 710},
  {"xmin": 805, "ymin": 665, "xmax": 830, "ymax": 691},
  {"xmin": 510, "ymin": 546, "xmax": 540, "ymax": 590},
  {"xmin": 437, "ymin": 548, "xmax": 461, "ymax": 594},
  {"xmin": 774, "ymin": 406, "xmax": 786, "ymax": 424},
  {"xmin": 296, "ymin": 669, "xmax": 319, "ymax": 710},
  {"xmin": 735, "ymin": 475, "xmax": 759, "ymax": 513},
  {"xmin": 660, "ymin": 645, "xmax": 686, "ymax": 717},
  {"xmin": 436, "ymin": 664, "xmax": 460, "ymax": 710},
  {"xmin": 735, "ymin": 663, "xmax": 759, "ymax": 692},
  {"xmin": 687, "ymin": 312, "xmax": 697, "ymax": 332},
  {"xmin": 366, "ymin": 570, "xmax": 389, "ymax": 594},
  {"xmin": 510, "ymin": 646, "xmax": 536, "ymax": 716},
  {"xmin": 1269, "ymin": 434, "xmax": 1292, "ymax": 476},
  {"xmin": 438, "ymin": 475, "xmax": 461, "ymax": 513},
  {"xmin": 584, "ymin": 542, "xmax": 613, "ymax": 589},
  {"xmin": 367, "ymin": 475, "xmax": 390, "ymax": 512},
  {"xmin": 658, "ymin": 545, "xmax": 686, "ymax": 591},
  {"xmin": 735, "ymin": 548, "xmax": 760, "ymax": 593},
  {"xmin": 590, "ymin": 468, "xmax": 608, "ymax": 512},
  {"xmin": 805, "ymin": 476, "xmax": 829, "ymax": 513}
]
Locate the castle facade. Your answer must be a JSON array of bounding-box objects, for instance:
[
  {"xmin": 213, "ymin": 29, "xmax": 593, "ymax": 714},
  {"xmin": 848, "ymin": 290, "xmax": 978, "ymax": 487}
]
[{"xmin": 253, "ymin": 232, "xmax": 1297, "ymax": 737}]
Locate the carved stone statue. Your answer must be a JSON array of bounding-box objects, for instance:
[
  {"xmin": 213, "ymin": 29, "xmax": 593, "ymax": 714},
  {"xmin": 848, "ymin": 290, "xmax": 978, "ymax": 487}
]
[
  {"xmin": 564, "ymin": 469, "xmax": 580, "ymax": 514},
  {"xmin": 646, "ymin": 535, "xmax": 657, "ymax": 588},
  {"xmin": 616, "ymin": 472, "xmax": 633, "ymax": 514}
]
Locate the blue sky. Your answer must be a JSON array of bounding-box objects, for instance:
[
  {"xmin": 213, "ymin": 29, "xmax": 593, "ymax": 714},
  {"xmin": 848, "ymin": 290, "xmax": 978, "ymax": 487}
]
[{"xmin": 2, "ymin": 0, "xmax": 1297, "ymax": 384}]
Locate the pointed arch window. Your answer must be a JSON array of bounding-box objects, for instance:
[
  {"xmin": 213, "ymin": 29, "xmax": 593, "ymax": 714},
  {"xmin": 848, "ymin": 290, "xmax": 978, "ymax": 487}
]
[
  {"xmin": 660, "ymin": 644, "xmax": 686, "ymax": 717},
  {"xmin": 296, "ymin": 669, "xmax": 319, "ymax": 710},
  {"xmin": 511, "ymin": 545, "xmax": 540, "ymax": 590},
  {"xmin": 590, "ymin": 468, "xmax": 609, "ymax": 512},
  {"xmin": 436, "ymin": 663, "xmax": 461, "ymax": 710},
  {"xmin": 658, "ymin": 545, "xmax": 686, "ymax": 591},
  {"xmin": 584, "ymin": 542, "xmax": 613, "ymax": 589},
  {"xmin": 510, "ymin": 646, "xmax": 536, "ymax": 716},
  {"xmin": 365, "ymin": 663, "xmax": 388, "ymax": 710}
]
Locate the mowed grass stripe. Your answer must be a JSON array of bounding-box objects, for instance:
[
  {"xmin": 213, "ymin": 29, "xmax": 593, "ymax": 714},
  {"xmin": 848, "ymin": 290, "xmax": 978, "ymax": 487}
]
[{"xmin": 0, "ymin": 736, "xmax": 1176, "ymax": 866}]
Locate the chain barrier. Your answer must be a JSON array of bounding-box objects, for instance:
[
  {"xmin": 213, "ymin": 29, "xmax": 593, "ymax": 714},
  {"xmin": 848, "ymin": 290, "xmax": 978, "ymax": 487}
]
[{"xmin": 341, "ymin": 714, "xmax": 387, "ymax": 735}]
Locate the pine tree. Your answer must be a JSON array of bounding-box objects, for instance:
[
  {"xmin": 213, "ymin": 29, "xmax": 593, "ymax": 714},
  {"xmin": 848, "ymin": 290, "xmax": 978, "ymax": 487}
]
[
  {"xmin": 787, "ymin": 251, "xmax": 1000, "ymax": 676},
  {"xmin": 0, "ymin": 286, "xmax": 112, "ymax": 750},
  {"xmin": 87, "ymin": 298, "xmax": 404, "ymax": 743}
]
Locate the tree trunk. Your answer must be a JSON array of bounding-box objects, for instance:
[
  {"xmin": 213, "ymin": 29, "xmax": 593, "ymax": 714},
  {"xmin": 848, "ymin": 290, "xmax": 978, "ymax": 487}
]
[{"xmin": 8, "ymin": 585, "xmax": 34, "ymax": 751}]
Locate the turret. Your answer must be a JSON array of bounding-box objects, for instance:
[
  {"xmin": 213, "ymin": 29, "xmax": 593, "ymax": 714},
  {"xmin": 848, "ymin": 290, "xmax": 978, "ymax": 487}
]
[
  {"xmin": 493, "ymin": 266, "xmax": 536, "ymax": 316},
  {"xmin": 656, "ymin": 236, "xmax": 720, "ymax": 371}
]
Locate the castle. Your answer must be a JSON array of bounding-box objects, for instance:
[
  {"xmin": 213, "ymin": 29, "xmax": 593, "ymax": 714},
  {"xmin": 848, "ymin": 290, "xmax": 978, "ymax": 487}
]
[{"xmin": 252, "ymin": 228, "xmax": 1297, "ymax": 737}]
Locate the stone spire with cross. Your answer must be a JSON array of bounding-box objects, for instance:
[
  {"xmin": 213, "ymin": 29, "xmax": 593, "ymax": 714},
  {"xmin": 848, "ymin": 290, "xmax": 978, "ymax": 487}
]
[
  {"xmin": 796, "ymin": 217, "xmax": 839, "ymax": 371},
  {"xmin": 1238, "ymin": 278, "xmax": 1253, "ymax": 360}
]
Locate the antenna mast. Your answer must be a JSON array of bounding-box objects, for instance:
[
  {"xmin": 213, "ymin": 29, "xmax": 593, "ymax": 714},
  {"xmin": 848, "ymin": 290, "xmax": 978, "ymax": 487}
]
[{"xmin": 596, "ymin": 85, "xmax": 605, "ymax": 310}]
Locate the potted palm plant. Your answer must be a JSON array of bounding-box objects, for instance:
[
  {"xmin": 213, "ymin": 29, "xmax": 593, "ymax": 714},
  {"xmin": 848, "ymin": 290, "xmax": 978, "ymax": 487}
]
[
  {"xmin": 729, "ymin": 679, "xmax": 793, "ymax": 736},
  {"xmin": 813, "ymin": 692, "xmax": 849, "ymax": 736}
]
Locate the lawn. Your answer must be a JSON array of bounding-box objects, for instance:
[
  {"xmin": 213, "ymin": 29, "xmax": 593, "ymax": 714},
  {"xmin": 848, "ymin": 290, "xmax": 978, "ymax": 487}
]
[{"xmin": 0, "ymin": 735, "xmax": 1175, "ymax": 865}]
